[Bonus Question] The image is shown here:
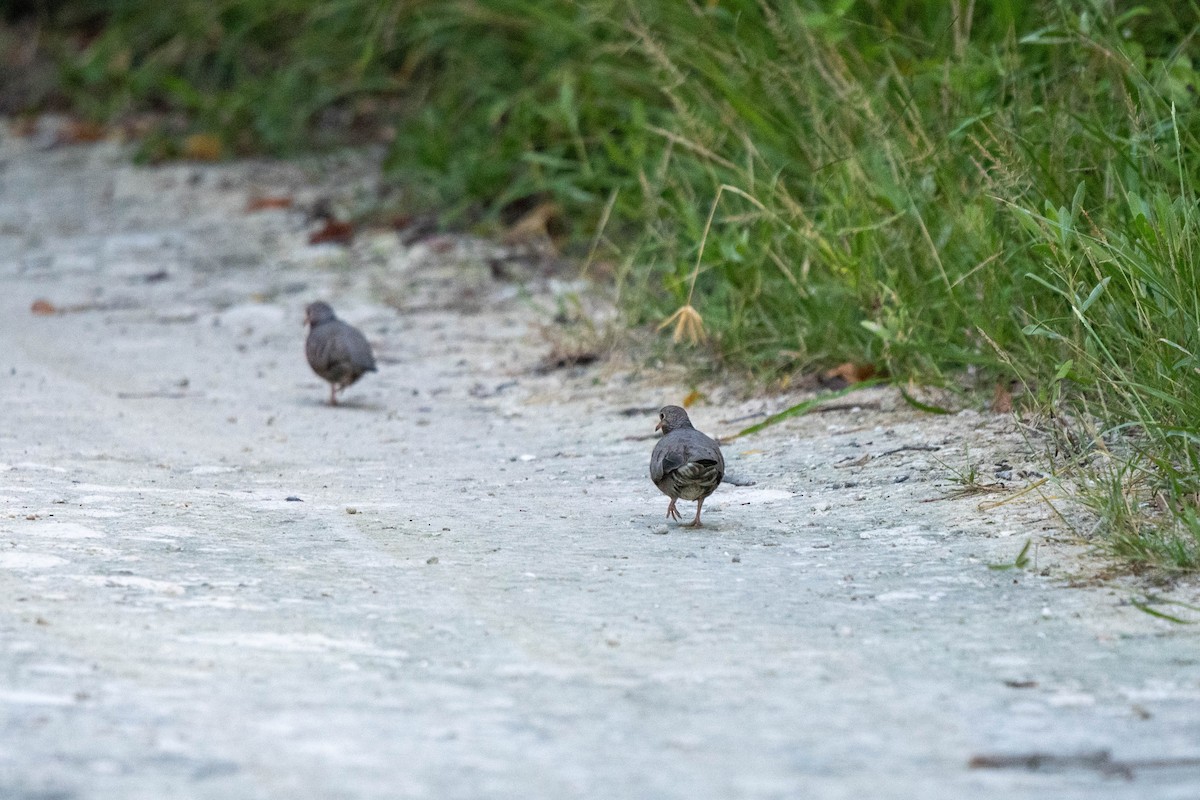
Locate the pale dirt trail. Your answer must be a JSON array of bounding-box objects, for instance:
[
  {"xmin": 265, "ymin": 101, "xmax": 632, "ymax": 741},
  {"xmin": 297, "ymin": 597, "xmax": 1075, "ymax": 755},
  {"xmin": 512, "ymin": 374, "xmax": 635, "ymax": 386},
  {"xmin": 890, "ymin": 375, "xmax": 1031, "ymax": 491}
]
[{"xmin": 1, "ymin": 132, "xmax": 1198, "ymax": 799}]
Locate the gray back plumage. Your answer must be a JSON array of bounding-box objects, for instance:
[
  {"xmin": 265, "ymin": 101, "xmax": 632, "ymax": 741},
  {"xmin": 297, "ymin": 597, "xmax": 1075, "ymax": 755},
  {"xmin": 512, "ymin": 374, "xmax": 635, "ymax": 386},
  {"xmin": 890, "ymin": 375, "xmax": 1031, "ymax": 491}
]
[
  {"xmin": 305, "ymin": 305, "xmax": 377, "ymax": 387},
  {"xmin": 650, "ymin": 412, "xmax": 724, "ymax": 501}
]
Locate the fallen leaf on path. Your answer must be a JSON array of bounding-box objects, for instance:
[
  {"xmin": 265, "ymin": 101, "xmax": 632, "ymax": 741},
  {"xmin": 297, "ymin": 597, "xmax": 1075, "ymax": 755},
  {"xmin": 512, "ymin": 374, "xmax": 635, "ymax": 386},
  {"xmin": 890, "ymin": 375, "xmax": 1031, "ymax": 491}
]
[
  {"xmin": 821, "ymin": 362, "xmax": 877, "ymax": 388},
  {"xmin": 31, "ymin": 298, "xmax": 138, "ymax": 315},
  {"xmin": 182, "ymin": 133, "xmax": 223, "ymax": 161},
  {"xmin": 308, "ymin": 220, "xmax": 355, "ymax": 246},
  {"xmin": 992, "ymin": 381, "xmax": 1014, "ymax": 413},
  {"xmin": 246, "ymin": 195, "xmax": 294, "ymax": 212},
  {"xmin": 58, "ymin": 119, "xmax": 107, "ymax": 144},
  {"xmin": 502, "ymin": 201, "xmax": 561, "ymax": 250}
]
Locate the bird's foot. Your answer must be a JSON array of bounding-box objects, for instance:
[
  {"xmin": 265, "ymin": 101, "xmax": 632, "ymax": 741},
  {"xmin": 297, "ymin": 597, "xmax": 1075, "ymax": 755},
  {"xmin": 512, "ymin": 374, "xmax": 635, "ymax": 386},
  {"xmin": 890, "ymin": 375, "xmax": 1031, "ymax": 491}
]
[{"xmin": 666, "ymin": 500, "xmax": 682, "ymax": 521}]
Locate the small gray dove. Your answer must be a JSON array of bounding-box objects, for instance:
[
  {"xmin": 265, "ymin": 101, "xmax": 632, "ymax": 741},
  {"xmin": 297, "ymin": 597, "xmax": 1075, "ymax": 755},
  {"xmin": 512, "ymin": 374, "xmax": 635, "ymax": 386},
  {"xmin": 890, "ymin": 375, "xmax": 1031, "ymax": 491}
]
[
  {"xmin": 304, "ymin": 301, "xmax": 377, "ymax": 406},
  {"xmin": 650, "ymin": 405, "xmax": 725, "ymax": 527}
]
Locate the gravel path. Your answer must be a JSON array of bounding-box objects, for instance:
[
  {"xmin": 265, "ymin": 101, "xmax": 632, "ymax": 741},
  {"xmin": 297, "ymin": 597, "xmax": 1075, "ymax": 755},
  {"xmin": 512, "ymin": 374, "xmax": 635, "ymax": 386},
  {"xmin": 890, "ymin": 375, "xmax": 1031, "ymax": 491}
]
[{"xmin": 1, "ymin": 130, "xmax": 1198, "ymax": 799}]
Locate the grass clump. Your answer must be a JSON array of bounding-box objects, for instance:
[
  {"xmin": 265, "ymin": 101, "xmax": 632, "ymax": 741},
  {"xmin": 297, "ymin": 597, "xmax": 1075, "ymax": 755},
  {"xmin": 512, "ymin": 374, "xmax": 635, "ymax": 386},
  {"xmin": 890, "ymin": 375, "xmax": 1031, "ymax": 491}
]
[
  {"xmin": 1016, "ymin": 170, "xmax": 1200, "ymax": 570},
  {"xmin": 8, "ymin": 0, "xmax": 1200, "ymax": 569}
]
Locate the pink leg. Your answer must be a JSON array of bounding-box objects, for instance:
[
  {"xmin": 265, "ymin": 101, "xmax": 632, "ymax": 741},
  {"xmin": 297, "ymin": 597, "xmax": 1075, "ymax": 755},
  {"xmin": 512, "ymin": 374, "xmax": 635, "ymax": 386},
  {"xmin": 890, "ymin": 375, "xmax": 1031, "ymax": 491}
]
[
  {"xmin": 666, "ymin": 498, "xmax": 682, "ymax": 521},
  {"xmin": 328, "ymin": 385, "xmax": 339, "ymax": 406},
  {"xmin": 686, "ymin": 497, "xmax": 705, "ymax": 528}
]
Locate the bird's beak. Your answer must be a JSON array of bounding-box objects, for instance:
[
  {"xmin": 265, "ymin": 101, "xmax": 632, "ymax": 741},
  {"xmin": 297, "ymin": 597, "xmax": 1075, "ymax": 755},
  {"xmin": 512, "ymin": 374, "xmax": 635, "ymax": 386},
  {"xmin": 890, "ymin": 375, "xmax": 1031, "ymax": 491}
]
[{"xmin": 655, "ymin": 420, "xmax": 663, "ymax": 432}]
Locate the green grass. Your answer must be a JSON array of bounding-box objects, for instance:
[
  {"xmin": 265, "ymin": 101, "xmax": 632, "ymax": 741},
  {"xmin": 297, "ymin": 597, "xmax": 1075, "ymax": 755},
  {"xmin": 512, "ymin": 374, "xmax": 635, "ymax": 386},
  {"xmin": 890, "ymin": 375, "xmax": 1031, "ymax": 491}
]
[
  {"xmin": 1016, "ymin": 169, "xmax": 1200, "ymax": 570},
  {"xmin": 9, "ymin": 0, "xmax": 1200, "ymax": 570}
]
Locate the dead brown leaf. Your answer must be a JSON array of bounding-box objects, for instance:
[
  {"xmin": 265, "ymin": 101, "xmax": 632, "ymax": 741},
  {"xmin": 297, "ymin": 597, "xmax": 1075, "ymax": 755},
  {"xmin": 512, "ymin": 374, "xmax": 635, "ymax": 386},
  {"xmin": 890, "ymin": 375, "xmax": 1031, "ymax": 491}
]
[
  {"xmin": 181, "ymin": 133, "xmax": 223, "ymax": 161},
  {"xmin": 308, "ymin": 220, "xmax": 355, "ymax": 246},
  {"xmin": 502, "ymin": 201, "xmax": 561, "ymax": 252},
  {"xmin": 821, "ymin": 362, "xmax": 878, "ymax": 388},
  {"xmin": 245, "ymin": 195, "xmax": 294, "ymax": 212},
  {"xmin": 58, "ymin": 119, "xmax": 107, "ymax": 144},
  {"xmin": 30, "ymin": 299, "xmax": 58, "ymax": 315},
  {"xmin": 992, "ymin": 381, "xmax": 1014, "ymax": 413}
]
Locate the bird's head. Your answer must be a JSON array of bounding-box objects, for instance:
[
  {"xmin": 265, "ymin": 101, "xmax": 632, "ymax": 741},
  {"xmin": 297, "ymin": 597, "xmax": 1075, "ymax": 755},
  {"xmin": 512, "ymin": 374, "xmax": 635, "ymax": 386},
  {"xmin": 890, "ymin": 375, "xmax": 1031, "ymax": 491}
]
[
  {"xmin": 656, "ymin": 405, "xmax": 693, "ymax": 435},
  {"xmin": 304, "ymin": 301, "xmax": 336, "ymax": 327}
]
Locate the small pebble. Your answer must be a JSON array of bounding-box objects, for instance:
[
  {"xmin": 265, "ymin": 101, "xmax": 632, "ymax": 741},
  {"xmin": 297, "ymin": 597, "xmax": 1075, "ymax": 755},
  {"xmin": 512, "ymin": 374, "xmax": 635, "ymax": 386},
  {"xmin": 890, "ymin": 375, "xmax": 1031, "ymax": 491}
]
[
  {"xmin": 346, "ymin": 507, "xmax": 358, "ymax": 515},
  {"xmin": 426, "ymin": 557, "xmax": 439, "ymax": 565},
  {"xmin": 286, "ymin": 496, "xmax": 302, "ymax": 502}
]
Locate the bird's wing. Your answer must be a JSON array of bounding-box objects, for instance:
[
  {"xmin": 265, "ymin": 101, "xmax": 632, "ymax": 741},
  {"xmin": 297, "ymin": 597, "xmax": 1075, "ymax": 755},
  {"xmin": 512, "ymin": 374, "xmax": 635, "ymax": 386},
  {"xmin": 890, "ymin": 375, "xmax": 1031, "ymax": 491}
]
[
  {"xmin": 338, "ymin": 322, "xmax": 377, "ymax": 371},
  {"xmin": 650, "ymin": 439, "xmax": 687, "ymax": 484}
]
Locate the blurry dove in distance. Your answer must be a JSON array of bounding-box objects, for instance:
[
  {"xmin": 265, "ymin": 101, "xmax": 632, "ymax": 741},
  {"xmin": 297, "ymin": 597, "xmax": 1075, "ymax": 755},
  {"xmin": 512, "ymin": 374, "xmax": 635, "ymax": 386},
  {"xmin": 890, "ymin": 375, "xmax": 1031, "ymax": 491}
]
[
  {"xmin": 650, "ymin": 405, "xmax": 725, "ymax": 527},
  {"xmin": 304, "ymin": 301, "xmax": 377, "ymax": 406}
]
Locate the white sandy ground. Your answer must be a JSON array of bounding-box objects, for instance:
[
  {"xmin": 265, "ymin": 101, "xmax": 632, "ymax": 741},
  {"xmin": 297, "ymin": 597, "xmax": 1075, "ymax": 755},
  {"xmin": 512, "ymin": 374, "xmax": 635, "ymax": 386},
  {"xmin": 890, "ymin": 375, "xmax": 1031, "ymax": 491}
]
[{"xmin": 0, "ymin": 129, "xmax": 1198, "ymax": 800}]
